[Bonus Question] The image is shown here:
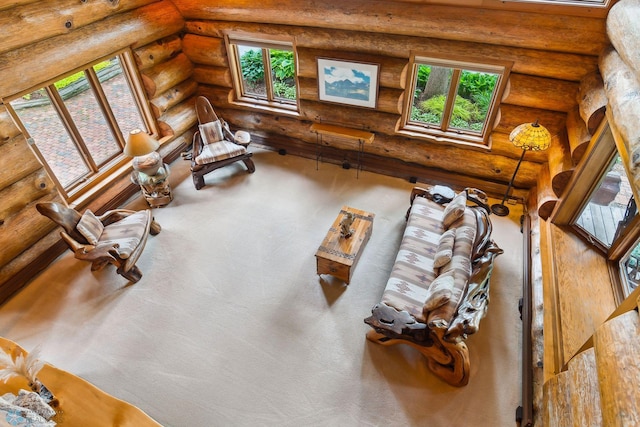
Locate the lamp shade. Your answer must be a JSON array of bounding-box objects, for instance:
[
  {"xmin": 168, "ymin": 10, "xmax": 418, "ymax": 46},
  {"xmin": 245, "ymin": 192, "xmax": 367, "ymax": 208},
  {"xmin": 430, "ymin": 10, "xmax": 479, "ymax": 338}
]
[
  {"xmin": 124, "ymin": 129, "xmax": 159, "ymax": 157},
  {"xmin": 509, "ymin": 121, "xmax": 551, "ymax": 151}
]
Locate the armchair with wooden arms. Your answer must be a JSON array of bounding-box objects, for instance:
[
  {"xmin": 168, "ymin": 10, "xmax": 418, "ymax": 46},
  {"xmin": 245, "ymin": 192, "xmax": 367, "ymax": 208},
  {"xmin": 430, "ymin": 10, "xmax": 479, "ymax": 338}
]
[
  {"xmin": 36, "ymin": 202, "xmax": 161, "ymax": 283},
  {"xmin": 190, "ymin": 96, "xmax": 255, "ymax": 190}
]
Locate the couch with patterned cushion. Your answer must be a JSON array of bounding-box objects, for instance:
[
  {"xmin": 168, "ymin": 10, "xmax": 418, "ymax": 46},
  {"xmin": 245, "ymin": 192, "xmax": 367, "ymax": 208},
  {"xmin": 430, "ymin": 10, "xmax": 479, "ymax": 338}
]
[{"xmin": 364, "ymin": 186, "xmax": 503, "ymax": 386}]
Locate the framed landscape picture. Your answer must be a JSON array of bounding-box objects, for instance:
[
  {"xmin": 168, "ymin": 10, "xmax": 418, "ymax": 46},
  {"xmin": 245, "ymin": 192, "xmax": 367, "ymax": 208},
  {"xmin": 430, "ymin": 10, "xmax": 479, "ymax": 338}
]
[{"xmin": 317, "ymin": 58, "xmax": 379, "ymax": 108}]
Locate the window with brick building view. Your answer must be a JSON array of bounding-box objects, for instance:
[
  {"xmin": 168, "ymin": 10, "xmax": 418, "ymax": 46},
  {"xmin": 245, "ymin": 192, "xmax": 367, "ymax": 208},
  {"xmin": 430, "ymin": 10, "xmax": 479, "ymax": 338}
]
[{"xmin": 7, "ymin": 51, "xmax": 152, "ymax": 202}]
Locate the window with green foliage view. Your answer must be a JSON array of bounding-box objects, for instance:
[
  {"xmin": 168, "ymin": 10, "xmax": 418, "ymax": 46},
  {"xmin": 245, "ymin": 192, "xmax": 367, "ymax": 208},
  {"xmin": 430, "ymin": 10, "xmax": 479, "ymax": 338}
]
[
  {"xmin": 232, "ymin": 42, "xmax": 297, "ymax": 109},
  {"xmin": 404, "ymin": 58, "xmax": 504, "ymax": 145}
]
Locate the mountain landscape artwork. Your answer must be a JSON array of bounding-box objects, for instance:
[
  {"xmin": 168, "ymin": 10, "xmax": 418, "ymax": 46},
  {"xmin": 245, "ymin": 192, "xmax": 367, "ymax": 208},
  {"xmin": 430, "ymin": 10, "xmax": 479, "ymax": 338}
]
[
  {"xmin": 323, "ymin": 66, "xmax": 371, "ymax": 101},
  {"xmin": 317, "ymin": 58, "xmax": 379, "ymax": 108}
]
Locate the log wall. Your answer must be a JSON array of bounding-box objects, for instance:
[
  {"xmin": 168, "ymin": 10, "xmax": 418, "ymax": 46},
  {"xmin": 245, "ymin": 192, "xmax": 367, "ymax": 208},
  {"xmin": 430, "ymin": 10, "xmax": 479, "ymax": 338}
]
[
  {"xmin": 174, "ymin": 0, "xmax": 605, "ymax": 192},
  {"xmin": 0, "ymin": 0, "xmax": 194, "ymax": 303}
]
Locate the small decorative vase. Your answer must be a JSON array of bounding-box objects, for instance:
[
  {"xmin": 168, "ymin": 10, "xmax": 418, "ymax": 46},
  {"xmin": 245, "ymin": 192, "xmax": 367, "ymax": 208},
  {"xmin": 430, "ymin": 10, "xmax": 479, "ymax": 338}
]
[{"xmin": 340, "ymin": 212, "xmax": 355, "ymax": 238}]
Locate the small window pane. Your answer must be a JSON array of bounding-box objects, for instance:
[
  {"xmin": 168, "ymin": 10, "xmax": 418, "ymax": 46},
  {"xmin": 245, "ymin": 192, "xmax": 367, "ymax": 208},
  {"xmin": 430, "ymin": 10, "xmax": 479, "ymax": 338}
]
[
  {"xmin": 575, "ymin": 155, "xmax": 633, "ymax": 247},
  {"xmin": 10, "ymin": 89, "xmax": 90, "ymax": 187},
  {"xmin": 63, "ymin": 72, "xmax": 120, "ymax": 167},
  {"xmin": 621, "ymin": 236, "xmax": 640, "ymax": 297},
  {"xmin": 97, "ymin": 57, "xmax": 147, "ymax": 138},
  {"xmin": 270, "ymin": 49, "xmax": 296, "ymax": 102},
  {"xmin": 410, "ymin": 65, "xmax": 453, "ymax": 127},
  {"xmin": 238, "ymin": 45, "xmax": 266, "ymax": 97},
  {"xmin": 451, "ymin": 70, "xmax": 498, "ymax": 133}
]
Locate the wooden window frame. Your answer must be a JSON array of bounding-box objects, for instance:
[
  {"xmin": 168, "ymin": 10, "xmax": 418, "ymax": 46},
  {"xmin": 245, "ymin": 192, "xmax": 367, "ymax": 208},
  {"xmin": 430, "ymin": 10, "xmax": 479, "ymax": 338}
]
[
  {"xmin": 5, "ymin": 49, "xmax": 157, "ymax": 204},
  {"xmin": 399, "ymin": 54, "xmax": 511, "ymax": 148},
  {"xmin": 226, "ymin": 34, "xmax": 299, "ymax": 114},
  {"xmin": 552, "ymin": 117, "xmax": 640, "ymax": 306}
]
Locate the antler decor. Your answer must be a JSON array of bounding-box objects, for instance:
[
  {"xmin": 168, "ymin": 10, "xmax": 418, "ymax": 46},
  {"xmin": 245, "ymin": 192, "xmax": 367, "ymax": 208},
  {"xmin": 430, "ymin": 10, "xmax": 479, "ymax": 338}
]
[{"xmin": 0, "ymin": 346, "xmax": 56, "ymax": 406}]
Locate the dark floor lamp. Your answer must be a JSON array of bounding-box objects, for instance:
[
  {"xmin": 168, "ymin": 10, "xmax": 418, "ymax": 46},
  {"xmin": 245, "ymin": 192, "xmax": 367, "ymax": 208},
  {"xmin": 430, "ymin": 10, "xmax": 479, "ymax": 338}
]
[{"xmin": 491, "ymin": 120, "xmax": 551, "ymax": 217}]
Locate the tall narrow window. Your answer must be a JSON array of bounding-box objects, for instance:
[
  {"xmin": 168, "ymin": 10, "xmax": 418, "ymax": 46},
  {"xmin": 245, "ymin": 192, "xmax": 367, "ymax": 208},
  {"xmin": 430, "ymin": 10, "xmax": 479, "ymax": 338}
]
[
  {"xmin": 7, "ymin": 51, "xmax": 154, "ymax": 201},
  {"xmin": 401, "ymin": 56, "xmax": 509, "ymax": 146},
  {"xmin": 228, "ymin": 37, "xmax": 298, "ymax": 111},
  {"xmin": 556, "ymin": 121, "xmax": 640, "ymax": 304},
  {"xmin": 574, "ymin": 154, "xmax": 633, "ymax": 248}
]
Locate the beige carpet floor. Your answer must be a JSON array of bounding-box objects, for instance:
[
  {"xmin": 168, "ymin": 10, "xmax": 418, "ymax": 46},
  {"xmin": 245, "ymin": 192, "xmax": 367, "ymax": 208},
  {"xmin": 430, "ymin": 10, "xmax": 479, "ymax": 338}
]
[{"xmin": 0, "ymin": 148, "xmax": 523, "ymax": 426}]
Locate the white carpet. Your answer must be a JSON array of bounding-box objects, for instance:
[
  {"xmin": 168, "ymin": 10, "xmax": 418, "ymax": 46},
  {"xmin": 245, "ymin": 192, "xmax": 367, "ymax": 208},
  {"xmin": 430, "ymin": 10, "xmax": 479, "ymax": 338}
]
[{"xmin": 0, "ymin": 148, "xmax": 523, "ymax": 426}]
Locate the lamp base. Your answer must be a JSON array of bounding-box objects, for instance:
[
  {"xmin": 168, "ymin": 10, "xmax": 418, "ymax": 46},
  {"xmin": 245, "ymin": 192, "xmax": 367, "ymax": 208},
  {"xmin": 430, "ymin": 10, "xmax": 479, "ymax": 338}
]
[{"xmin": 491, "ymin": 203, "xmax": 510, "ymax": 217}]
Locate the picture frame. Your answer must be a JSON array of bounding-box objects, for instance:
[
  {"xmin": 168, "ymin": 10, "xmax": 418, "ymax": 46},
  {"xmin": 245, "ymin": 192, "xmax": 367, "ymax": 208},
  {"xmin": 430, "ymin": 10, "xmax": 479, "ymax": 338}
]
[{"xmin": 317, "ymin": 58, "xmax": 379, "ymax": 109}]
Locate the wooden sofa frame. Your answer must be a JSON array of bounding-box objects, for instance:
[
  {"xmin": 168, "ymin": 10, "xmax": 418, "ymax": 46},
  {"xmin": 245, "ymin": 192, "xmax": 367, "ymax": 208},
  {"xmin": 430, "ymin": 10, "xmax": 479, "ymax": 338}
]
[{"xmin": 364, "ymin": 186, "xmax": 503, "ymax": 386}]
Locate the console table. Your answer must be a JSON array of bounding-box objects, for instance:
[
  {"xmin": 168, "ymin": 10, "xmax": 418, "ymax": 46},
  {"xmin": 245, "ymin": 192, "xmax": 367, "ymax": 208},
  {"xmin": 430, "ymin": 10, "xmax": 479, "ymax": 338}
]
[{"xmin": 310, "ymin": 123, "xmax": 374, "ymax": 178}]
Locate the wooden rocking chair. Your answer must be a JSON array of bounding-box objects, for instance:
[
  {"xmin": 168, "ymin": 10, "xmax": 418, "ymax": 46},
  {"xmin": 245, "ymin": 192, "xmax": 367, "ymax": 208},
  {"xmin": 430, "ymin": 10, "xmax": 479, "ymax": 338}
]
[
  {"xmin": 190, "ymin": 96, "xmax": 255, "ymax": 190},
  {"xmin": 36, "ymin": 202, "xmax": 161, "ymax": 283}
]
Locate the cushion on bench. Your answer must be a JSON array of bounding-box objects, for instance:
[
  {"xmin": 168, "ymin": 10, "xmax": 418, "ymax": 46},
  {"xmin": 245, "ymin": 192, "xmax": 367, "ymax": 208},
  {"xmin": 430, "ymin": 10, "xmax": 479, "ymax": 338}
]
[
  {"xmin": 380, "ymin": 197, "xmax": 444, "ymax": 322},
  {"xmin": 379, "ymin": 194, "xmax": 478, "ymax": 326},
  {"xmin": 427, "ymin": 208, "xmax": 477, "ymax": 330}
]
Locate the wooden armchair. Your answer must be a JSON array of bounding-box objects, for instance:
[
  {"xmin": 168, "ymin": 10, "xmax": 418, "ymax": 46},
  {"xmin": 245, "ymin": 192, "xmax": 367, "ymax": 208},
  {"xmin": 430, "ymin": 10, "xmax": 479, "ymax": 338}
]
[
  {"xmin": 190, "ymin": 96, "xmax": 255, "ymax": 190},
  {"xmin": 36, "ymin": 202, "xmax": 161, "ymax": 283}
]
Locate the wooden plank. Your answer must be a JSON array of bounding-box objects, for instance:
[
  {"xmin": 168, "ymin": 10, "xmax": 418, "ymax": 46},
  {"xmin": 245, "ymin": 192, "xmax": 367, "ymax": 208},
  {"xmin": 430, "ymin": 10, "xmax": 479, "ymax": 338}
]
[
  {"xmin": 543, "ymin": 372, "xmax": 574, "ymax": 427},
  {"xmin": 591, "ymin": 205, "xmax": 608, "ymax": 245},
  {"xmin": 187, "ymin": 20, "xmax": 599, "ymax": 82},
  {"xmin": 551, "ymin": 223, "xmax": 616, "ymax": 364},
  {"xmin": 0, "ymin": 1, "xmax": 184, "ymax": 99},
  {"xmin": 310, "ymin": 123, "xmax": 374, "ymax": 143},
  {"xmin": 0, "ymin": 0, "xmax": 158, "ymax": 55},
  {"xmin": 606, "ymin": 0, "xmax": 640, "ymax": 84},
  {"xmin": 568, "ymin": 348, "xmax": 603, "ymax": 426},
  {"xmin": 0, "ymin": 135, "xmax": 43, "ymax": 189},
  {"xmin": 175, "ymin": 0, "xmax": 608, "ymax": 55},
  {"xmin": 594, "ymin": 311, "xmax": 640, "ymax": 426}
]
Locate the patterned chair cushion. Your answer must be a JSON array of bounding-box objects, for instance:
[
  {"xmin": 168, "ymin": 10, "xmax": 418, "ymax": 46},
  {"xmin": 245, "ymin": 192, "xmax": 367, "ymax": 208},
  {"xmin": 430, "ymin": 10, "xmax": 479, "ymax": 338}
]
[
  {"xmin": 99, "ymin": 211, "xmax": 149, "ymax": 259},
  {"xmin": 76, "ymin": 209, "xmax": 104, "ymax": 245},
  {"xmin": 199, "ymin": 120, "xmax": 224, "ymax": 145},
  {"xmin": 195, "ymin": 140, "xmax": 247, "ymax": 166}
]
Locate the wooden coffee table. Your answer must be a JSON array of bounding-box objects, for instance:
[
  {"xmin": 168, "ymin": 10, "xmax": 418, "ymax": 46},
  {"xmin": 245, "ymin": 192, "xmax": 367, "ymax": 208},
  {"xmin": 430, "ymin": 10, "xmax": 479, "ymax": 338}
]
[{"xmin": 315, "ymin": 206, "xmax": 374, "ymax": 284}]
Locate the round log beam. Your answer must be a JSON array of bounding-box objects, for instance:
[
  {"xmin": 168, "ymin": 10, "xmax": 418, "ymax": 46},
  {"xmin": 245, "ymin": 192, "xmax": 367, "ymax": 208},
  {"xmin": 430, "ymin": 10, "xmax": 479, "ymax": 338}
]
[
  {"xmin": 548, "ymin": 134, "xmax": 574, "ymax": 197},
  {"xmin": 577, "ymin": 71, "xmax": 607, "ymax": 134},
  {"xmin": 134, "ymin": 34, "xmax": 183, "ymax": 71},
  {"xmin": 607, "ymin": 0, "xmax": 640, "ymax": 83},
  {"xmin": 566, "ymin": 106, "xmax": 591, "ymax": 165}
]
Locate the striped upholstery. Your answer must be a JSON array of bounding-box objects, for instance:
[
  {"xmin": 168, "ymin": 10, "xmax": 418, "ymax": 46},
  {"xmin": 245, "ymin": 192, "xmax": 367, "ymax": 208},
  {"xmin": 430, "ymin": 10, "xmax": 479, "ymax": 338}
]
[
  {"xmin": 428, "ymin": 209, "xmax": 477, "ymax": 330},
  {"xmin": 380, "ymin": 195, "xmax": 477, "ymax": 326},
  {"xmin": 195, "ymin": 140, "xmax": 247, "ymax": 165},
  {"xmin": 99, "ymin": 210, "xmax": 150, "ymax": 259},
  {"xmin": 381, "ymin": 197, "xmax": 444, "ymax": 322}
]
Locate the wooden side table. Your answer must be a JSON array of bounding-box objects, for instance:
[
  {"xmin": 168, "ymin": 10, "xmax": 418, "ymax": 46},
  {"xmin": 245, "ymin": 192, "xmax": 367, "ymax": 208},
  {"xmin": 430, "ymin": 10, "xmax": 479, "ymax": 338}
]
[{"xmin": 315, "ymin": 206, "xmax": 375, "ymax": 284}]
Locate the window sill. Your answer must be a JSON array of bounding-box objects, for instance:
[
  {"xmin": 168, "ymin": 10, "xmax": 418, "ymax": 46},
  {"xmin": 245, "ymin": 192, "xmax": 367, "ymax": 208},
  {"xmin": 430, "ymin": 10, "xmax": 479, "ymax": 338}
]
[
  {"xmin": 68, "ymin": 160, "xmax": 134, "ymax": 211},
  {"xmin": 396, "ymin": 128, "xmax": 491, "ymax": 152},
  {"xmin": 231, "ymin": 100, "xmax": 300, "ymax": 118}
]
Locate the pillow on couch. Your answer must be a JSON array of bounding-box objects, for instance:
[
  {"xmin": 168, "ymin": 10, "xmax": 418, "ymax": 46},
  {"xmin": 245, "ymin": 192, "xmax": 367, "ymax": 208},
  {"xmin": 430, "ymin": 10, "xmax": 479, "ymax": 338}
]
[
  {"xmin": 423, "ymin": 272, "xmax": 455, "ymax": 313},
  {"xmin": 76, "ymin": 209, "xmax": 104, "ymax": 245},
  {"xmin": 442, "ymin": 191, "xmax": 467, "ymax": 229},
  {"xmin": 433, "ymin": 228, "xmax": 455, "ymax": 268}
]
